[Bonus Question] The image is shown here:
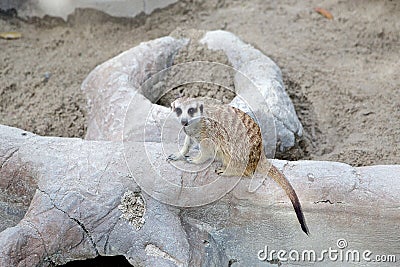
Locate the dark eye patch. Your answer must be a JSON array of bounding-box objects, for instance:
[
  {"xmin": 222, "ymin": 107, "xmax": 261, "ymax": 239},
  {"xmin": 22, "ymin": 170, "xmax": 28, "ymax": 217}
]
[
  {"xmin": 174, "ymin": 107, "xmax": 182, "ymax": 116},
  {"xmin": 188, "ymin": 107, "xmax": 197, "ymax": 116}
]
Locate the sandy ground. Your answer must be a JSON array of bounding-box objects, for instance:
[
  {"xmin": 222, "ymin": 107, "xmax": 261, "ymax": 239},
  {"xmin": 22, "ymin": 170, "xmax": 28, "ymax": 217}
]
[{"xmin": 0, "ymin": 0, "xmax": 399, "ymax": 166}]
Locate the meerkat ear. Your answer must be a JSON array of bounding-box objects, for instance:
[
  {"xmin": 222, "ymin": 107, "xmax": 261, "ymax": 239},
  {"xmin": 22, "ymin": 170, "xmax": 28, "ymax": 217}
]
[
  {"xmin": 199, "ymin": 103, "xmax": 203, "ymax": 113},
  {"xmin": 174, "ymin": 92, "xmax": 183, "ymax": 99}
]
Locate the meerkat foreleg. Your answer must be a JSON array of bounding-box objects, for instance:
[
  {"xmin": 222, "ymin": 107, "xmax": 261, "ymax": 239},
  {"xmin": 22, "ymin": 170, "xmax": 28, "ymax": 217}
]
[{"xmin": 168, "ymin": 135, "xmax": 192, "ymax": 161}]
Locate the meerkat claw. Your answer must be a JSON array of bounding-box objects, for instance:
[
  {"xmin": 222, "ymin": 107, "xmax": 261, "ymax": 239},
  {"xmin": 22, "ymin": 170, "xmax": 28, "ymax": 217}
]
[
  {"xmin": 167, "ymin": 153, "xmax": 181, "ymax": 161},
  {"xmin": 215, "ymin": 167, "xmax": 225, "ymax": 175}
]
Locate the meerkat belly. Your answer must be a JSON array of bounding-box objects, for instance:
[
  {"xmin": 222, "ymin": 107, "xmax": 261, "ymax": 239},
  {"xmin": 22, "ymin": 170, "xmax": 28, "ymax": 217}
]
[
  {"xmin": 208, "ymin": 107, "xmax": 263, "ymax": 176},
  {"xmin": 201, "ymin": 117, "xmax": 231, "ymax": 156},
  {"xmin": 183, "ymin": 105, "xmax": 263, "ymax": 175},
  {"xmin": 233, "ymin": 108, "xmax": 263, "ymax": 176}
]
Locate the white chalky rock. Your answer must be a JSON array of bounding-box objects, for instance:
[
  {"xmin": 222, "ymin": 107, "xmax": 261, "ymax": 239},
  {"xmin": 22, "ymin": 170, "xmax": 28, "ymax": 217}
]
[{"xmin": 0, "ymin": 125, "xmax": 399, "ymax": 266}]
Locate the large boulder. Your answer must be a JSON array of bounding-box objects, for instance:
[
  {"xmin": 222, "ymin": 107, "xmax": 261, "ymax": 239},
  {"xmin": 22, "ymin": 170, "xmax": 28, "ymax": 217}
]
[{"xmin": 0, "ymin": 125, "xmax": 399, "ymax": 266}]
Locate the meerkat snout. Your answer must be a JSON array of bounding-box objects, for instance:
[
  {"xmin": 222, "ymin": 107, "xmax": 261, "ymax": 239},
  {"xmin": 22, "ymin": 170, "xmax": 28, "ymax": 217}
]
[{"xmin": 181, "ymin": 118, "xmax": 188, "ymax": 126}]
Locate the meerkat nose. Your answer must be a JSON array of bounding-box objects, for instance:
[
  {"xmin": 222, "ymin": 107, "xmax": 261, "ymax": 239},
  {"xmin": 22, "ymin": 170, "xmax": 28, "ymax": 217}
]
[
  {"xmin": 181, "ymin": 119, "xmax": 188, "ymax": 126},
  {"xmin": 181, "ymin": 120, "xmax": 189, "ymax": 126}
]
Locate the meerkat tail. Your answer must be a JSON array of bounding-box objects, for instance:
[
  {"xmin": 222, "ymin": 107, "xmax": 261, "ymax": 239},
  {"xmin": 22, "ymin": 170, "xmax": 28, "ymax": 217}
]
[{"xmin": 268, "ymin": 165, "xmax": 309, "ymax": 235}]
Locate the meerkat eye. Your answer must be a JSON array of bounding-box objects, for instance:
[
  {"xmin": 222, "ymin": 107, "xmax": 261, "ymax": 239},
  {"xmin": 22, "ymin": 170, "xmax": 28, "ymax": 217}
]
[
  {"xmin": 188, "ymin": 107, "xmax": 196, "ymax": 116},
  {"xmin": 174, "ymin": 107, "xmax": 182, "ymax": 116}
]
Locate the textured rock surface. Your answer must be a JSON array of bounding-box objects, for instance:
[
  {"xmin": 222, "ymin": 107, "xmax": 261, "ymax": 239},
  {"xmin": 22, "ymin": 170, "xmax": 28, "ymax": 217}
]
[
  {"xmin": 81, "ymin": 35, "xmax": 187, "ymax": 141},
  {"xmin": 82, "ymin": 30, "xmax": 302, "ymax": 155},
  {"xmin": 0, "ymin": 125, "xmax": 399, "ymax": 266},
  {"xmin": 0, "ymin": 125, "xmax": 190, "ymax": 266}
]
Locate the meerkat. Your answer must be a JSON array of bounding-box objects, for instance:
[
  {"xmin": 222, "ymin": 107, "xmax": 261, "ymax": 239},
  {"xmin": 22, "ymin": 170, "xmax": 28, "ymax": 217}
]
[{"xmin": 167, "ymin": 97, "xmax": 309, "ymax": 235}]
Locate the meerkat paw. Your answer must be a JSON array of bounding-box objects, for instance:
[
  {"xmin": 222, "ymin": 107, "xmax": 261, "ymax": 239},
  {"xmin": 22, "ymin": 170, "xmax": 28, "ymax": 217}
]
[
  {"xmin": 215, "ymin": 167, "xmax": 226, "ymax": 175},
  {"xmin": 167, "ymin": 153, "xmax": 185, "ymax": 161},
  {"xmin": 215, "ymin": 167, "xmax": 242, "ymax": 176},
  {"xmin": 186, "ymin": 157, "xmax": 198, "ymax": 164},
  {"xmin": 187, "ymin": 155, "xmax": 210, "ymax": 164}
]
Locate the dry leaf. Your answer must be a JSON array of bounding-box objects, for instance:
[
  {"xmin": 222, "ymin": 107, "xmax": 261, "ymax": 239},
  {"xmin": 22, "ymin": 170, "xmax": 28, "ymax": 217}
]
[
  {"xmin": 0, "ymin": 31, "xmax": 22, "ymax": 40},
  {"xmin": 315, "ymin": 7, "xmax": 334, "ymax": 20}
]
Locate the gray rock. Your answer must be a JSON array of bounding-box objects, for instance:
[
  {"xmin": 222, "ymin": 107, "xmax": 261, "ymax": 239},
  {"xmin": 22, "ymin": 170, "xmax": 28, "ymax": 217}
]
[
  {"xmin": 0, "ymin": 125, "xmax": 191, "ymax": 266},
  {"xmin": 81, "ymin": 35, "xmax": 188, "ymax": 141},
  {"xmin": 1, "ymin": 125, "xmax": 399, "ymax": 266},
  {"xmin": 10, "ymin": 0, "xmax": 178, "ymax": 20}
]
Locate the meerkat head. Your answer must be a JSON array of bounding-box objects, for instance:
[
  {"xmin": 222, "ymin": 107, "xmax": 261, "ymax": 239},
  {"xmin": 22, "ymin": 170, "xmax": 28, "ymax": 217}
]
[{"xmin": 171, "ymin": 97, "xmax": 204, "ymax": 126}]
